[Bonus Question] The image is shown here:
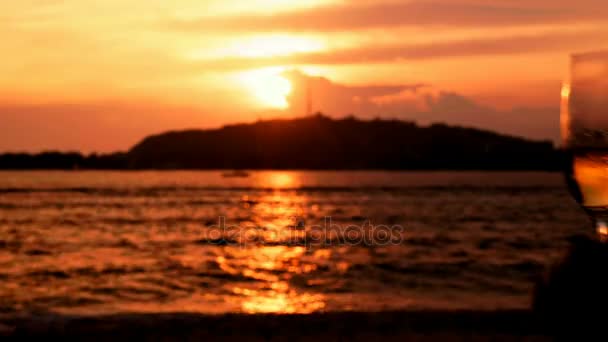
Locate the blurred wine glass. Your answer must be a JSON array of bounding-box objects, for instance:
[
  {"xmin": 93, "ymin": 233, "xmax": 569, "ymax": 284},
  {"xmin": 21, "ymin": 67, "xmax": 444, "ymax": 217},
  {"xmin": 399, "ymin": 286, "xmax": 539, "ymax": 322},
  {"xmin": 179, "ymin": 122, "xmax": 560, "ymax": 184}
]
[{"xmin": 562, "ymin": 51, "xmax": 608, "ymax": 241}]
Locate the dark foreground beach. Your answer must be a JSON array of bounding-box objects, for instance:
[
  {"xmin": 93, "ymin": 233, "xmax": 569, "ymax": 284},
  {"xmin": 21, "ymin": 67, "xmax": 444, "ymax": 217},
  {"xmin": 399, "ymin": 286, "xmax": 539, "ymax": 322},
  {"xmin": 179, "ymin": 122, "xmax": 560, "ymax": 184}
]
[{"xmin": 1, "ymin": 310, "xmax": 552, "ymax": 341}]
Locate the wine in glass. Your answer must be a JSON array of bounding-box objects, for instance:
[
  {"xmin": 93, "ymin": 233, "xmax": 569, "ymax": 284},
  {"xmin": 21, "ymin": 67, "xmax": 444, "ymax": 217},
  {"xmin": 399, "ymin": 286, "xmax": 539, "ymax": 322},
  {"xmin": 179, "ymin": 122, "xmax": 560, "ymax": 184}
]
[{"xmin": 562, "ymin": 50, "xmax": 608, "ymax": 241}]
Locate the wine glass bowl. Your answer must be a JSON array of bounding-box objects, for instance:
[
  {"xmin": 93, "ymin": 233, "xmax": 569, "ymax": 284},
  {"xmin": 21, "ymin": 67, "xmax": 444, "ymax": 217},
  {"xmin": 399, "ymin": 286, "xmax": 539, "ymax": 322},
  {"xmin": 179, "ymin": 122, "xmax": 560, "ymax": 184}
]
[{"xmin": 562, "ymin": 51, "xmax": 608, "ymax": 241}]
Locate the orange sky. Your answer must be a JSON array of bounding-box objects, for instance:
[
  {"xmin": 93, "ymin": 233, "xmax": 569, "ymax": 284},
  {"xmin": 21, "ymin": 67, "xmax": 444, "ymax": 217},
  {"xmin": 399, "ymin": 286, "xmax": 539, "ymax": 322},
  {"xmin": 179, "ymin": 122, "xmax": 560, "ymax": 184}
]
[{"xmin": 1, "ymin": 0, "xmax": 607, "ymax": 152}]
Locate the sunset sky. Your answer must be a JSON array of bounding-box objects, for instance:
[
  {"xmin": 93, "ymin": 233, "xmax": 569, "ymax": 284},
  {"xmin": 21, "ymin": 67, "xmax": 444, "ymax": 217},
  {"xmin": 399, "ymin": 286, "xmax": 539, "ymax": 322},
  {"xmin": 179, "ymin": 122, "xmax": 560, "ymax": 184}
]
[{"xmin": 1, "ymin": 0, "xmax": 607, "ymax": 152}]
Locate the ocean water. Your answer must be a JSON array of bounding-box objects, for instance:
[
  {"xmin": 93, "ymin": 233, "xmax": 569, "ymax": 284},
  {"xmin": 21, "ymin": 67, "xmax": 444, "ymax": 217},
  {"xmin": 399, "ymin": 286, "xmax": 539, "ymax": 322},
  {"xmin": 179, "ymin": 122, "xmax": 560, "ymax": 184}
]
[{"xmin": 0, "ymin": 171, "xmax": 591, "ymax": 316}]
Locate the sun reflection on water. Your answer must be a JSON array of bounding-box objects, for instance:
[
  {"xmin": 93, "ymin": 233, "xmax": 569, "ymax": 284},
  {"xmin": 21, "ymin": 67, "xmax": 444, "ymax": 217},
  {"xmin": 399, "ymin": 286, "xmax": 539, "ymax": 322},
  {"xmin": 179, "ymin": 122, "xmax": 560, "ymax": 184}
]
[
  {"xmin": 217, "ymin": 246, "xmax": 326, "ymax": 314},
  {"xmin": 236, "ymin": 285, "xmax": 326, "ymax": 314},
  {"xmin": 269, "ymin": 173, "xmax": 296, "ymax": 188}
]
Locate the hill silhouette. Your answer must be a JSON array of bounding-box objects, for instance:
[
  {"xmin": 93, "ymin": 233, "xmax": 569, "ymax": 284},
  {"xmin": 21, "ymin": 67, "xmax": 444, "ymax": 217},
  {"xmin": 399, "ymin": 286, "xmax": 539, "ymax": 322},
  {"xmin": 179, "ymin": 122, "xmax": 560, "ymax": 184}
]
[
  {"xmin": 129, "ymin": 114, "xmax": 558, "ymax": 170},
  {"xmin": 0, "ymin": 115, "xmax": 559, "ymax": 170}
]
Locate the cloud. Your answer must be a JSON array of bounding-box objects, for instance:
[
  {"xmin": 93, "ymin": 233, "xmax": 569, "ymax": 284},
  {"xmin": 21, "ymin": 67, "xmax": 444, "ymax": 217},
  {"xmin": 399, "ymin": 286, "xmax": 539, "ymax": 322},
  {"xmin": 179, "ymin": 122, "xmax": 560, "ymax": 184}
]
[
  {"xmin": 195, "ymin": 28, "xmax": 608, "ymax": 68},
  {"xmin": 283, "ymin": 70, "xmax": 559, "ymax": 142},
  {"xmin": 170, "ymin": 0, "xmax": 608, "ymax": 32},
  {"xmin": 283, "ymin": 69, "xmax": 427, "ymax": 116}
]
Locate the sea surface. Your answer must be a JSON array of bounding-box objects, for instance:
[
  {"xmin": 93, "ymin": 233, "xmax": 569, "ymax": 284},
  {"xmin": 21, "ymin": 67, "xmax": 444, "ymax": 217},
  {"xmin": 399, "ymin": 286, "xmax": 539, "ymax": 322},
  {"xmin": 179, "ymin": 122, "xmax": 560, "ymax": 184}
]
[{"xmin": 0, "ymin": 171, "xmax": 591, "ymax": 316}]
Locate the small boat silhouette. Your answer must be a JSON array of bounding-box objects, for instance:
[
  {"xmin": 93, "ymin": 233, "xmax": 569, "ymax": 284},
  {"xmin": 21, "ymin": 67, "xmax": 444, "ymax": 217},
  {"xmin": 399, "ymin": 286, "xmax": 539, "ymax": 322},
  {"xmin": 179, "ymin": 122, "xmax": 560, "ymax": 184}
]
[{"xmin": 221, "ymin": 170, "xmax": 251, "ymax": 178}]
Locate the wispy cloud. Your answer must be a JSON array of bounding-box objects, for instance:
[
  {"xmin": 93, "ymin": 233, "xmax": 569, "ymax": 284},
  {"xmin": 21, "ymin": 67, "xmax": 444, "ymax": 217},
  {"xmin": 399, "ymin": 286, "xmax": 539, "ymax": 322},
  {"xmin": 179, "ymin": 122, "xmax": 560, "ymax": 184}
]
[
  {"xmin": 195, "ymin": 28, "xmax": 608, "ymax": 69},
  {"xmin": 169, "ymin": 0, "xmax": 608, "ymax": 32}
]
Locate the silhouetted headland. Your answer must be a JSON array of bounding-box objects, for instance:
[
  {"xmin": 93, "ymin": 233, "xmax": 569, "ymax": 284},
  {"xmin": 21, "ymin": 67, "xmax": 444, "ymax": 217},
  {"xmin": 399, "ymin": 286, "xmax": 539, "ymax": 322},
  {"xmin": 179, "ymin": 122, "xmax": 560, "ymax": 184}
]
[{"xmin": 0, "ymin": 114, "xmax": 559, "ymax": 170}]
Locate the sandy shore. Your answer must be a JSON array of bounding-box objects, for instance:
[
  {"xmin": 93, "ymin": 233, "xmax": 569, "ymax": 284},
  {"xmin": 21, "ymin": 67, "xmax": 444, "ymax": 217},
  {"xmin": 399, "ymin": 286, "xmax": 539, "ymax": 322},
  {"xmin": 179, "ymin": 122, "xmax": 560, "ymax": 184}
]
[{"xmin": 1, "ymin": 310, "xmax": 553, "ymax": 341}]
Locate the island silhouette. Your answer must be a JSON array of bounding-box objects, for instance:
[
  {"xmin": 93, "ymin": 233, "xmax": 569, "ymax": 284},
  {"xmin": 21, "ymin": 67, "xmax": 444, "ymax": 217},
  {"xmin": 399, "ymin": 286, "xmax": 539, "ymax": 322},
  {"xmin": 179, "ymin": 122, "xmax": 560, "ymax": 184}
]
[{"xmin": 0, "ymin": 114, "xmax": 559, "ymax": 170}]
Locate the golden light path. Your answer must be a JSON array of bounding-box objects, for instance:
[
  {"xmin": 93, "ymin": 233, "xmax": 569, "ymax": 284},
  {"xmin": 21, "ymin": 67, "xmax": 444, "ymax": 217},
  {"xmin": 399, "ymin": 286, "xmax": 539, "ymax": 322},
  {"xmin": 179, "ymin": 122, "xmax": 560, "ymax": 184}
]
[
  {"xmin": 224, "ymin": 173, "xmax": 326, "ymax": 313},
  {"xmin": 222, "ymin": 247, "xmax": 326, "ymax": 314}
]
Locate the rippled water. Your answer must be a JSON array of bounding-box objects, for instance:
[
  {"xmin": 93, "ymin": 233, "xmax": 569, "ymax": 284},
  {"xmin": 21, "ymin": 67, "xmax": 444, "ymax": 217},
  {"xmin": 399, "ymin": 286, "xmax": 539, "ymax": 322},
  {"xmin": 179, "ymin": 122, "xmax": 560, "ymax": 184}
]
[{"xmin": 0, "ymin": 171, "xmax": 590, "ymax": 316}]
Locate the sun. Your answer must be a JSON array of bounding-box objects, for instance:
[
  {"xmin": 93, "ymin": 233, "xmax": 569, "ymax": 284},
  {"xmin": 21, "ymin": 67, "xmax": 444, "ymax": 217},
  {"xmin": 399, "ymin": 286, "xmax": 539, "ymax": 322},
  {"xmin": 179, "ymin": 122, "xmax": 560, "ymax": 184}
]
[{"xmin": 236, "ymin": 67, "xmax": 293, "ymax": 109}]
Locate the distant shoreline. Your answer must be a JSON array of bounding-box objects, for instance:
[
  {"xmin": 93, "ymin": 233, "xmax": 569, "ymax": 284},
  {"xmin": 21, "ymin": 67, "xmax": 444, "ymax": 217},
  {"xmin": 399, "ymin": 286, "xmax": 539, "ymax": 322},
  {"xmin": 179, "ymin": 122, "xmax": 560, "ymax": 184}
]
[{"xmin": 0, "ymin": 115, "xmax": 560, "ymax": 171}]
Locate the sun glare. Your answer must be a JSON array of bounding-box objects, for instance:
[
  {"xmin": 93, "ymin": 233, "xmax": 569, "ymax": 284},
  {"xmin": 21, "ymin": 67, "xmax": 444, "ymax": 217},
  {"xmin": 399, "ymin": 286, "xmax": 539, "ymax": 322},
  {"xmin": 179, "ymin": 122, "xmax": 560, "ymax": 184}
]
[{"xmin": 236, "ymin": 67, "xmax": 293, "ymax": 109}]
